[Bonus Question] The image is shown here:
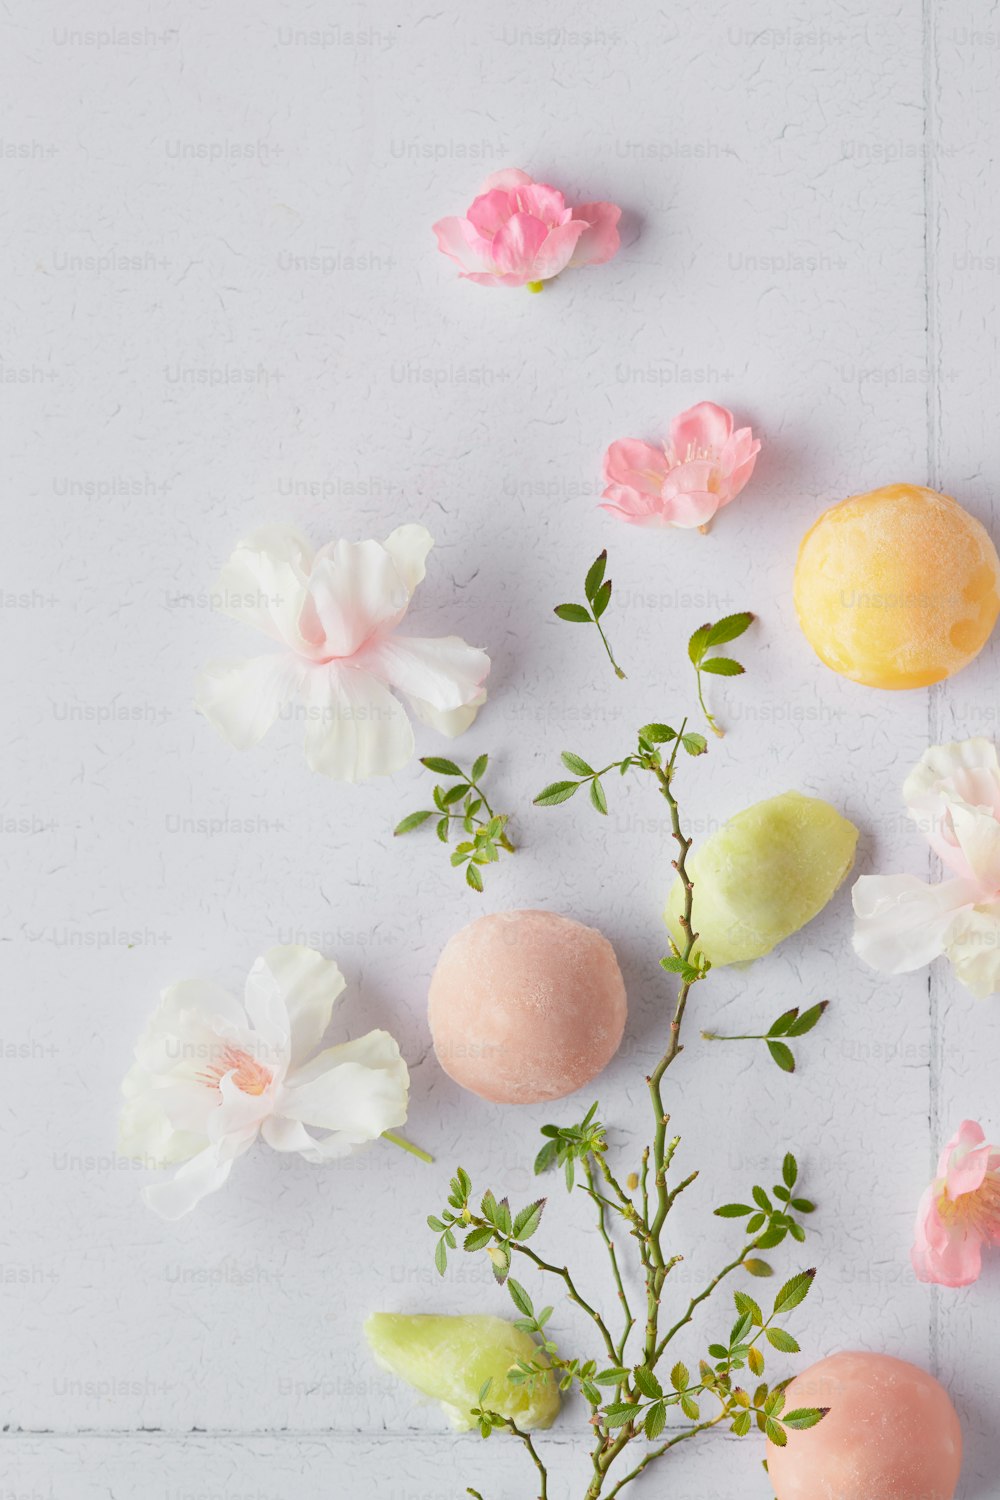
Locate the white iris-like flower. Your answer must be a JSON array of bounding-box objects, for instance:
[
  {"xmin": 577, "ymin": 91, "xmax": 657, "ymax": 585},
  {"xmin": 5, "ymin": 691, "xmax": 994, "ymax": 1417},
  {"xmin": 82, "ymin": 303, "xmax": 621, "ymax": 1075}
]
[
  {"xmin": 853, "ymin": 738, "xmax": 1000, "ymax": 998},
  {"xmin": 194, "ymin": 523, "xmax": 490, "ymax": 782},
  {"xmin": 119, "ymin": 946, "xmax": 410, "ymax": 1218}
]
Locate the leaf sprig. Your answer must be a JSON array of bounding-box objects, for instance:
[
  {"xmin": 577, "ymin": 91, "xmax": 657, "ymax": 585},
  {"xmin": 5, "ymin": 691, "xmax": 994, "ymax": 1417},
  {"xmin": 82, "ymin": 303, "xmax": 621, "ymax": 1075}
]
[
  {"xmin": 554, "ymin": 550, "xmax": 627, "ymax": 681},
  {"xmin": 713, "ymin": 1153, "xmax": 816, "ymax": 1265},
  {"xmin": 394, "ymin": 754, "xmax": 514, "ymax": 892},
  {"xmin": 703, "ymin": 1002, "xmax": 829, "ymax": 1074},
  {"xmin": 534, "ymin": 721, "xmax": 706, "ymax": 817},
  {"xmin": 688, "ymin": 611, "xmax": 754, "ymax": 737}
]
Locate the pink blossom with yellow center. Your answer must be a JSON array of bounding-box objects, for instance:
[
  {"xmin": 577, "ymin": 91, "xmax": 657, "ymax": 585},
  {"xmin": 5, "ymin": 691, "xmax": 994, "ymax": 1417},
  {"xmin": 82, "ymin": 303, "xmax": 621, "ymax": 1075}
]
[
  {"xmin": 601, "ymin": 401, "xmax": 761, "ymax": 530},
  {"xmin": 912, "ymin": 1119, "xmax": 1000, "ymax": 1287},
  {"xmin": 433, "ymin": 168, "xmax": 621, "ymax": 290}
]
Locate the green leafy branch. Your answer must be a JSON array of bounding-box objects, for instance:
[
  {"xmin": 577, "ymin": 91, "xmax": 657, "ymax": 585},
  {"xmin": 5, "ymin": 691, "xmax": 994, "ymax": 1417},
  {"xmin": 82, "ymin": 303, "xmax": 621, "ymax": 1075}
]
[
  {"xmin": 554, "ymin": 550, "xmax": 627, "ymax": 681},
  {"xmin": 703, "ymin": 1002, "xmax": 829, "ymax": 1074},
  {"xmin": 394, "ymin": 754, "xmax": 514, "ymax": 892},
  {"xmin": 534, "ymin": 721, "xmax": 707, "ymax": 819},
  {"xmin": 688, "ymin": 611, "xmax": 754, "ymax": 737}
]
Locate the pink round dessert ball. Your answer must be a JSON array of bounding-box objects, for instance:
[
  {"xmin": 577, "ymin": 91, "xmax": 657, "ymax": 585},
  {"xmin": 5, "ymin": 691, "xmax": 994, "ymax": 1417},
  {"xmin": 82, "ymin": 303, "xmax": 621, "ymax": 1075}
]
[
  {"xmin": 766, "ymin": 1351, "xmax": 962, "ymax": 1500},
  {"xmin": 427, "ymin": 909, "xmax": 627, "ymax": 1104}
]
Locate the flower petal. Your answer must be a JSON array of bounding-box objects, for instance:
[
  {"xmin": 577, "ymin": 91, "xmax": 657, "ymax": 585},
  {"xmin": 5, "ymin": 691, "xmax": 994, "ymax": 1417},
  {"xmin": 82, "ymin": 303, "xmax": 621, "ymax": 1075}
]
[
  {"xmin": 408, "ymin": 686, "xmax": 486, "ymax": 738},
  {"xmin": 530, "ymin": 221, "xmax": 587, "ymax": 281},
  {"xmin": 600, "ymin": 485, "xmax": 673, "ymax": 527},
  {"xmin": 944, "ymin": 901, "xmax": 1000, "ymax": 998},
  {"xmin": 213, "ymin": 526, "xmax": 317, "ymax": 652},
  {"xmin": 513, "ymin": 182, "xmax": 568, "ymax": 226},
  {"xmin": 603, "ymin": 440, "xmax": 669, "ymax": 498},
  {"xmin": 195, "ymin": 654, "xmax": 307, "ymax": 751},
  {"xmin": 268, "ymin": 1031, "xmax": 410, "ymax": 1163},
  {"xmin": 247, "ymin": 946, "xmax": 347, "ymax": 1069},
  {"xmin": 852, "ymin": 873, "xmax": 978, "ymax": 973},
  {"xmin": 479, "ymin": 167, "xmax": 533, "ymax": 192},
  {"xmin": 302, "ymin": 663, "xmax": 414, "ymax": 782},
  {"xmin": 669, "ymin": 401, "xmax": 734, "ymax": 459},
  {"xmin": 142, "ymin": 1139, "xmax": 244, "ymax": 1221},
  {"xmin": 356, "ymin": 634, "xmax": 490, "ymax": 713},
  {"xmin": 491, "ymin": 213, "xmax": 549, "ymax": 278},
  {"xmin": 308, "ymin": 539, "xmax": 411, "ymax": 658},
  {"xmin": 568, "ymin": 201, "xmax": 621, "ymax": 266},
  {"xmin": 466, "ymin": 189, "xmax": 515, "ymax": 238},
  {"xmin": 382, "ymin": 524, "xmax": 433, "ymax": 598},
  {"xmin": 433, "ymin": 216, "xmax": 483, "ymax": 272}
]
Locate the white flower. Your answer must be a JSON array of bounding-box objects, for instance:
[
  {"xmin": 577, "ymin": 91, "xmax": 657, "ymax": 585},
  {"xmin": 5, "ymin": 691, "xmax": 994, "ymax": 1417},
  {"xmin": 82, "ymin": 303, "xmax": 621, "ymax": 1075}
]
[
  {"xmin": 853, "ymin": 738, "xmax": 1000, "ymax": 998},
  {"xmin": 195, "ymin": 524, "xmax": 490, "ymax": 782},
  {"xmin": 119, "ymin": 946, "xmax": 410, "ymax": 1218}
]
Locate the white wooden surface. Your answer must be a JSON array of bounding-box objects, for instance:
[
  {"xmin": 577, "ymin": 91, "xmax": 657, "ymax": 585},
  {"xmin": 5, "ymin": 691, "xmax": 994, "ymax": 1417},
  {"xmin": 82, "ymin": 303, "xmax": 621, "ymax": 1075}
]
[{"xmin": 3, "ymin": 0, "xmax": 999, "ymax": 1494}]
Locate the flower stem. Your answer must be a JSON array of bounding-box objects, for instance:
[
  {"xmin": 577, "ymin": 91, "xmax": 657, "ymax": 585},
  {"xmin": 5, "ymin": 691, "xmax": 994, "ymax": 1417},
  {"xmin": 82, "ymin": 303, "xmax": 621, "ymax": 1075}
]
[
  {"xmin": 595, "ymin": 618, "xmax": 627, "ymax": 680},
  {"xmin": 695, "ymin": 666, "xmax": 725, "ymax": 738},
  {"xmin": 382, "ymin": 1131, "xmax": 433, "ymax": 1164}
]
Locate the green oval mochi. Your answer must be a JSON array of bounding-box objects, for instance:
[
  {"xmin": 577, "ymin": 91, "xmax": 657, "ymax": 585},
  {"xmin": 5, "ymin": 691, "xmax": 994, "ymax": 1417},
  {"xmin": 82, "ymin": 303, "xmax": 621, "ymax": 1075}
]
[
  {"xmin": 665, "ymin": 791, "xmax": 858, "ymax": 966},
  {"xmin": 364, "ymin": 1312, "xmax": 560, "ymax": 1432}
]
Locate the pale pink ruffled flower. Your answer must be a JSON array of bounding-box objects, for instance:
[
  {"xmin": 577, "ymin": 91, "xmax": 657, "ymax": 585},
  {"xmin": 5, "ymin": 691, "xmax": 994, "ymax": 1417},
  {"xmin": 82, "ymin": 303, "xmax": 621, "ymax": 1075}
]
[
  {"xmin": 601, "ymin": 402, "xmax": 761, "ymax": 530},
  {"xmin": 195, "ymin": 524, "xmax": 490, "ymax": 783},
  {"xmin": 853, "ymin": 738, "xmax": 1000, "ymax": 998},
  {"xmin": 433, "ymin": 168, "xmax": 620, "ymax": 290},
  {"xmin": 912, "ymin": 1120, "xmax": 1000, "ymax": 1286}
]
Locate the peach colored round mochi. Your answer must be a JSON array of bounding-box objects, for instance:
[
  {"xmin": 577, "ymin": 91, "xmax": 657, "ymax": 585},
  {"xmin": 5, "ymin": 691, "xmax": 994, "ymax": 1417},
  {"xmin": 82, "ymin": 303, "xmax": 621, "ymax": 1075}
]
[
  {"xmin": 427, "ymin": 910, "xmax": 627, "ymax": 1104},
  {"xmin": 766, "ymin": 1351, "xmax": 962, "ymax": 1500}
]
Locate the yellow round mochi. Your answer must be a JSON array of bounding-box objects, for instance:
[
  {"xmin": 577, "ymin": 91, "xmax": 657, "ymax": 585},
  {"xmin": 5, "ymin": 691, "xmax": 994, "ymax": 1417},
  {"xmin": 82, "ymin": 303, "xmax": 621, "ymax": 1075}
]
[{"xmin": 793, "ymin": 484, "xmax": 1000, "ymax": 689}]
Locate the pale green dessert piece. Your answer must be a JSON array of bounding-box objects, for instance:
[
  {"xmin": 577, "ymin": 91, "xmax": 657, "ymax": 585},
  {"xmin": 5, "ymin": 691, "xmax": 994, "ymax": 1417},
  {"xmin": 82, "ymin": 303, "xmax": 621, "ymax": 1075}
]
[
  {"xmin": 665, "ymin": 791, "xmax": 858, "ymax": 966},
  {"xmin": 364, "ymin": 1312, "xmax": 560, "ymax": 1432}
]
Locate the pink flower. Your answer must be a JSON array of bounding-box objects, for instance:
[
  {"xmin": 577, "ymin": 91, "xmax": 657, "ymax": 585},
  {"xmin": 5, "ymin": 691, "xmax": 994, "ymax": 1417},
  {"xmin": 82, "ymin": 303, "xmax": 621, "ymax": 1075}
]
[
  {"xmin": 601, "ymin": 402, "xmax": 761, "ymax": 530},
  {"xmin": 912, "ymin": 1120, "xmax": 1000, "ymax": 1287},
  {"xmin": 433, "ymin": 168, "xmax": 621, "ymax": 290}
]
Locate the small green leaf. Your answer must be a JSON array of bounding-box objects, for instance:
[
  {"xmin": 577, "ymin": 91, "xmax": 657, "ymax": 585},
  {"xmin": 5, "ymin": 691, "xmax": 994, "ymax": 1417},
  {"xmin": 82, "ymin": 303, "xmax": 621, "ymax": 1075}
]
[
  {"xmin": 767, "ymin": 1008, "xmax": 800, "ymax": 1037},
  {"xmin": 584, "ymin": 551, "xmax": 607, "ymax": 601},
  {"xmin": 441, "ymin": 784, "xmax": 467, "ymax": 806},
  {"xmin": 680, "ymin": 1393, "xmax": 700, "ymax": 1421},
  {"xmin": 743, "ymin": 1258, "xmax": 773, "ymax": 1277},
  {"xmin": 715, "ymin": 1203, "xmax": 753, "ymax": 1218},
  {"xmin": 594, "ymin": 1367, "xmax": 629, "ymax": 1387},
  {"xmin": 705, "ymin": 611, "xmax": 754, "ymax": 647},
  {"xmin": 688, "ymin": 623, "xmax": 712, "ymax": 665},
  {"xmin": 734, "ymin": 1292, "xmax": 763, "ymax": 1327},
  {"xmin": 638, "ymin": 722, "xmax": 677, "ymax": 743},
  {"xmin": 394, "ymin": 809, "xmax": 433, "ymax": 835},
  {"xmin": 700, "ymin": 657, "xmax": 745, "ymax": 677},
  {"xmin": 791, "ymin": 1198, "xmax": 816, "ymax": 1214},
  {"xmin": 783, "ymin": 1407, "xmax": 829, "ymax": 1430},
  {"xmin": 682, "ymin": 732, "xmax": 708, "ymax": 756},
  {"xmin": 644, "ymin": 1401, "xmax": 666, "ymax": 1440},
  {"xmin": 634, "ymin": 1366, "xmax": 663, "ymax": 1400},
  {"xmin": 669, "ymin": 1362, "xmax": 689, "ymax": 1392},
  {"xmin": 785, "ymin": 1000, "xmax": 828, "ymax": 1036},
  {"xmin": 507, "ymin": 1278, "xmax": 534, "ymax": 1318},
  {"xmin": 765, "ymin": 1418, "xmax": 787, "ymax": 1447},
  {"xmin": 561, "ymin": 751, "xmax": 595, "ymax": 775},
  {"xmin": 765, "ymin": 1328, "xmax": 800, "ymax": 1354},
  {"xmin": 602, "ymin": 1403, "xmax": 636, "ymax": 1428},
  {"xmin": 434, "ymin": 1237, "xmax": 448, "ymax": 1276},
  {"xmin": 421, "ymin": 756, "xmax": 463, "ymax": 777},
  {"xmin": 592, "ymin": 579, "xmax": 613, "ymax": 619},
  {"xmin": 554, "ymin": 603, "xmax": 592, "ymax": 623},
  {"xmin": 534, "ymin": 1140, "xmax": 558, "ymax": 1175},
  {"xmin": 748, "ymin": 1346, "xmax": 765, "ymax": 1377},
  {"xmin": 534, "ymin": 780, "xmax": 580, "ymax": 806},
  {"xmin": 767, "ymin": 1041, "xmax": 795, "ymax": 1073},
  {"xmin": 773, "ymin": 1268, "xmax": 816, "ymax": 1315},
  {"xmin": 436, "ymin": 816, "xmax": 450, "ymax": 843},
  {"xmin": 471, "ymin": 754, "xmax": 489, "ymax": 782},
  {"xmin": 466, "ymin": 863, "xmax": 484, "ymax": 892},
  {"xmin": 782, "ymin": 1153, "xmax": 798, "ymax": 1190},
  {"xmin": 589, "ymin": 779, "xmax": 608, "ymax": 815},
  {"xmin": 731, "ymin": 1410, "xmax": 752, "ymax": 1437},
  {"xmin": 752, "ymin": 1186, "xmax": 772, "ymax": 1212},
  {"xmin": 512, "ymin": 1199, "xmax": 545, "ymax": 1241},
  {"xmin": 464, "ymin": 1226, "xmax": 494, "ymax": 1252}
]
